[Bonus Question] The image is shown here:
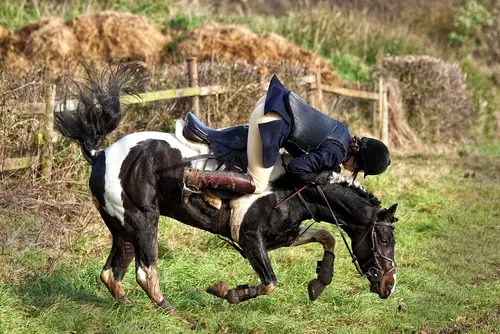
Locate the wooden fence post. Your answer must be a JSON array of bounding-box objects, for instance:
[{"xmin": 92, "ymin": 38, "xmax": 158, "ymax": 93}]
[
  {"xmin": 315, "ymin": 59, "xmax": 323, "ymax": 110},
  {"xmin": 378, "ymin": 77, "xmax": 389, "ymax": 146},
  {"xmin": 378, "ymin": 77, "xmax": 384, "ymax": 138},
  {"xmin": 41, "ymin": 84, "xmax": 56, "ymax": 180},
  {"xmin": 382, "ymin": 84, "xmax": 389, "ymax": 146},
  {"xmin": 306, "ymin": 64, "xmax": 316, "ymax": 108},
  {"xmin": 372, "ymin": 78, "xmax": 378, "ymax": 134},
  {"xmin": 186, "ymin": 57, "xmax": 201, "ymax": 119}
]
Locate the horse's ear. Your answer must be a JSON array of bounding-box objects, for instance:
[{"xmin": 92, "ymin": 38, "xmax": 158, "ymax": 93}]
[
  {"xmin": 388, "ymin": 203, "xmax": 398, "ymax": 215},
  {"xmin": 381, "ymin": 203, "xmax": 398, "ymax": 219}
]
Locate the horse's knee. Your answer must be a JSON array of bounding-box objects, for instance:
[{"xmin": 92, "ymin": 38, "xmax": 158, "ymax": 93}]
[{"xmin": 318, "ymin": 230, "xmax": 335, "ymax": 252}]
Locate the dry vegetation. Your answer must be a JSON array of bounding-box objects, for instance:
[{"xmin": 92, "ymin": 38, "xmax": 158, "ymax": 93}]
[
  {"xmin": 177, "ymin": 21, "xmax": 350, "ymax": 86},
  {"xmin": 375, "ymin": 56, "xmax": 474, "ymax": 143},
  {"xmin": 0, "ymin": 12, "xmax": 169, "ymax": 78}
]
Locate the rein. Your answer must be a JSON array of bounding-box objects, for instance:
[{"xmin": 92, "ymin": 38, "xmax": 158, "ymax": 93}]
[
  {"xmin": 276, "ymin": 183, "xmax": 396, "ymax": 279},
  {"xmin": 315, "ymin": 185, "xmax": 365, "ymax": 277}
]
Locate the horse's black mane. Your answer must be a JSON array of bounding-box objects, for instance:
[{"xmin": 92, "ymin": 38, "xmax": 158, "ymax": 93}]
[
  {"xmin": 331, "ymin": 179, "xmax": 381, "ymax": 207},
  {"xmin": 272, "ymin": 171, "xmax": 381, "ymax": 207}
]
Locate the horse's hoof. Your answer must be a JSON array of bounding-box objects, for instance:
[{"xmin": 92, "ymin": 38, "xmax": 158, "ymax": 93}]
[
  {"xmin": 157, "ymin": 299, "xmax": 176, "ymax": 314},
  {"xmin": 206, "ymin": 281, "xmax": 229, "ymax": 298},
  {"xmin": 225, "ymin": 289, "xmax": 240, "ymax": 304},
  {"xmin": 308, "ymin": 279, "xmax": 326, "ymax": 301},
  {"xmin": 117, "ymin": 296, "xmax": 134, "ymax": 307}
]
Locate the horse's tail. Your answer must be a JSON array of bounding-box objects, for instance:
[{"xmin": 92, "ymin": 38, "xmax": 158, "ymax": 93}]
[{"xmin": 54, "ymin": 62, "xmax": 140, "ymax": 165}]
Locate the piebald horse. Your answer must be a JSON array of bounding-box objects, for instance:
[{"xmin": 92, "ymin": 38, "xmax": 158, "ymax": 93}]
[{"xmin": 55, "ymin": 64, "xmax": 398, "ymax": 313}]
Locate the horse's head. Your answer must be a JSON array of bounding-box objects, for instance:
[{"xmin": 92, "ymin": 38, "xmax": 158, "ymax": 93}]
[
  {"xmin": 349, "ymin": 204, "xmax": 398, "ymax": 299},
  {"xmin": 315, "ymin": 176, "xmax": 398, "ymax": 299}
]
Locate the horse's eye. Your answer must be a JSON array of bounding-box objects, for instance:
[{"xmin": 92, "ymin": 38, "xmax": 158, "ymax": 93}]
[{"xmin": 379, "ymin": 235, "xmax": 391, "ymax": 246}]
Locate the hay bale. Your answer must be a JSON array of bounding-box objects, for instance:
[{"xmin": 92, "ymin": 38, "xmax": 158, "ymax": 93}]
[
  {"xmin": 375, "ymin": 56, "xmax": 473, "ymax": 143},
  {"xmin": 1, "ymin": 12, "xmax": 169, "ymax": 78},
  {"xmin": 25, "ymin": 18, "xmax": 79, "ymax": 67},
  {"xmin": 2, "ymin": 18, "xmax": 79, "ymax": 77},
  {"xmin": 385, "ymin": 77, "xmax": 421, "ymax": 148},
  {"xmin": 178, "ymin": 21, "xmax": 348, "ymax": 86},
  {"xmin": 72, "ymin": 11, "xmax": 169, "ymax": 64}
]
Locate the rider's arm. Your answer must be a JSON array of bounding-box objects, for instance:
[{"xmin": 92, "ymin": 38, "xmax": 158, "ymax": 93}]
[
  {"xmin": 287, "ymin": 140, "xmax": 345, "ymax": 183},
  {"xmin": 258, "ymin": 119, "xmax": 290, "ymax": 168}
]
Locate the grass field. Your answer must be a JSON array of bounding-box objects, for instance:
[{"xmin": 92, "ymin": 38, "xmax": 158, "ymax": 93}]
[{"xmin": 1, "ymin": 142, "xmax": 499, "ymax": 334}]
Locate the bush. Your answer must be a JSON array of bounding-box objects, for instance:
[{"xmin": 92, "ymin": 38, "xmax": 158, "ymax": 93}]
[{"xmin": 448, "ymin": 0, "xmax": 496, "ymax": 59}]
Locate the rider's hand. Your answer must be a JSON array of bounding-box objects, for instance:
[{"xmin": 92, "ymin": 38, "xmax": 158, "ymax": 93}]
[
  {"xmin": 300, "ymin": 170, "xmax": 331, "ymax": 185},
  {"xmin": 312, "ymin": 170, "xmax": 332, "ymax": 185}
]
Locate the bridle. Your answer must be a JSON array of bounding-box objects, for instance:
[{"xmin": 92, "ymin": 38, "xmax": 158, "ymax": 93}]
[
  {"xmin": 351, "ymin": 211, "xmax": 397, "ymax": 281},
  {"xmin": 278, "ymin": 184, "xmax": 397, "ymax": 280}
]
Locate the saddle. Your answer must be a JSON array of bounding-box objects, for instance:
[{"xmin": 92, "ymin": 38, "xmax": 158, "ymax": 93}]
[
  {"xmin": 181, "ymin": 112, "xmax": 254, "ymax": 201},
  {"xmin": 183, "ymin": 112, "xmax": 249, "ymax": 172}
]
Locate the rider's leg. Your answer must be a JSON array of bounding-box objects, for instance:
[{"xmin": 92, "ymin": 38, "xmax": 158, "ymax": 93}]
[
  {"xmin": 183, "ymin": 168, "xmax": 256, "ymax": 194},
  {"xmin": 184, "ymin": 95, "xmax": 282, "ymax": 195},
  {"xmin": 247, "ymin": 96, "xmax": 283, "ymax": 194}
]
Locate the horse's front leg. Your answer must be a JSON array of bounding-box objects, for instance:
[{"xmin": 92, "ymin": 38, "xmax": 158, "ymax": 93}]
[
  {"xmin": 290, "ymin": 227, "xmax": 336, "ymax": 301},
  {"xmin": 207, "ymin": 236, "xmax": 277, "ymax": 304}
]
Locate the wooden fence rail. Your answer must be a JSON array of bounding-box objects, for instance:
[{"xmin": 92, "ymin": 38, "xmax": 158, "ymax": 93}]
[{"xmin": 1, "ymin": 57, "xmax": 389, "ymax": 174}]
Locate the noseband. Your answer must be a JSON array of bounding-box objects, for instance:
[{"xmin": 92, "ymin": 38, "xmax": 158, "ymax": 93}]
[
  {"xmin": 316, "ymin": 185, "xmax": 396, "ymax": 279},
  {"xmin": 353, "ymin": 213, "xmax": 396, "ymax": 281}
]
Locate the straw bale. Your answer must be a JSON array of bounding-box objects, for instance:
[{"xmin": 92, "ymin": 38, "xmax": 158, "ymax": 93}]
[
  {"xmin": 1, "ymin": 18, "xmax": 78, "ymax": 77},
  {"xmin": 178, "ymin": 21, "xmax": 348, "ymax": 86},
  {"xmin": 25, "ymin": 18, "xmax": 79, "ymax": 67},
  {"xmin": 385, "ymin": 77, "xmax": 421, "ymax": 148},
  {"xmin": 72, "ymin": 11, "xmax": 170, "ymax": 64},
  {"xmin": 1, "ymin": 12, "xmax": 169, "ymax": 78},
  {"xmin": 375, "ymin": 55, "xmax": 473, "ymax": 142}
]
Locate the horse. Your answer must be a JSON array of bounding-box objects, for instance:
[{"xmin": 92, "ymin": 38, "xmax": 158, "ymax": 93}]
[{"xmin": 54, "ymin": 63, "xmax": 398, "ymax": 313}]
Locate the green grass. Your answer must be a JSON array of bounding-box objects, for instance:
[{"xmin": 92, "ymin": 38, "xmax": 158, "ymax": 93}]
[{"xmin": 1, "ymin": 143, "xmax": 499, "ymax": 333}]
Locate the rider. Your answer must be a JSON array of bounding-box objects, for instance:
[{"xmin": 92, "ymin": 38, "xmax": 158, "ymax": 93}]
[{"xmin": 184, "ymin": 75, "xmax": 391, "ymax": 194}]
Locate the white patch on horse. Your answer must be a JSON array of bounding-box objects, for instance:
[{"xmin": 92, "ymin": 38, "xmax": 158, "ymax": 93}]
[
  {"xmin": 136, "ymin": 267, "xmax": 147, "ymax": 282},
  {"xmin": 328, "ymin": 172, "xmax": 368, "ymax": 194},
  {"xmin": 103, "ymin": 131, "xmax": 199, "ymax": 224},
  {"xmin": 230, "ymin": 191, "xmax": 273, "ymax": 243}
]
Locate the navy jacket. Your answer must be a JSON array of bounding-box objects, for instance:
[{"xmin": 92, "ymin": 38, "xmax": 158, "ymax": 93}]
[{"xmin": 258, "ymin": 76, "xmax": 352, "ymax": 182}]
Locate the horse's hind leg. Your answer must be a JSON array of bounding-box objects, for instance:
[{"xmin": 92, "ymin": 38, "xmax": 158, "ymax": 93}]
[
  {"xmin": 131, "ymin": 212, "xmax": 175, "ymax": 312},
  {"xmin": 207, "ymin": 238, "xmax": 277, "ymax": 304},
  {"xmin": 290, "ymin": 227, "xmax": 336, "ymax": 301},
  {"xmin": 98, "ymin": 209, "xmax": 135, "ymax": 305},
  {"xmin": 100, "ymin": 234, "xmax": 135, "ymax": 305}
]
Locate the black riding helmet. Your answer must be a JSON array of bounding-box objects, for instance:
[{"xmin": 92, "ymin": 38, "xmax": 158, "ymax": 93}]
[{"xmin": 357, "ymin": 137, "xmax": 391, "ymax": 176}]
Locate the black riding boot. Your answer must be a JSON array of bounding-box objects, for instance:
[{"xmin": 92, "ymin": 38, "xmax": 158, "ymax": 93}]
[{"xmin": 183, "ymin": 168, "xmax": 256, "ymax": 194}]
